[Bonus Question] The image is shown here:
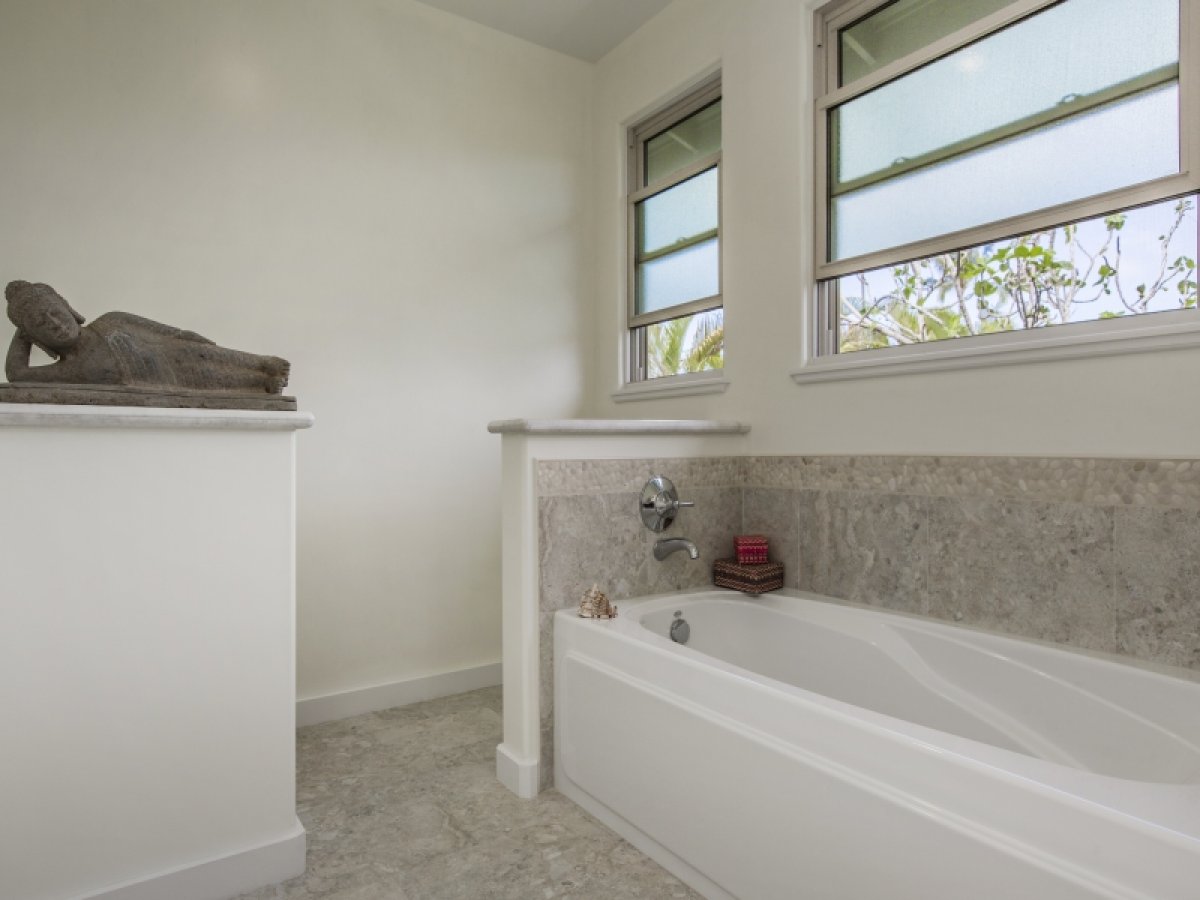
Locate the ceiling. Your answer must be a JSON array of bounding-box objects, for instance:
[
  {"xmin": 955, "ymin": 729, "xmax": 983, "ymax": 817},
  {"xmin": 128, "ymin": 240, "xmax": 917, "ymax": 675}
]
[{"xmin": 413, "ymin": 0, "xmax": 674, "ymax": 62}]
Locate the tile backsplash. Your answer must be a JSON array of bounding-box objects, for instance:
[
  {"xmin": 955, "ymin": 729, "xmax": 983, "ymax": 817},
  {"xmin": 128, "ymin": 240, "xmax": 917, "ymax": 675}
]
[{"xmin": 535, "ymin": 455, "xmax": 1200, "ymax": 789}]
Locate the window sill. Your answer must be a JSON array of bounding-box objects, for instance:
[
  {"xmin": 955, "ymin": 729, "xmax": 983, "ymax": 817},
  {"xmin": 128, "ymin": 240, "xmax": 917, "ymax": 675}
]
[
  {"xmin": 611, "ymin": 371, "xmax": 730, "ymax": 403},
  {"xmin": 791, "ymin": 314, "xmax": 1200, "ymax": 384}
]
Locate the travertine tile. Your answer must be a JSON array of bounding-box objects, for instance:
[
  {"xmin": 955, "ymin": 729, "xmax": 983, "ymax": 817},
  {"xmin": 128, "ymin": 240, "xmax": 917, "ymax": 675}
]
[
  {"xmin": 794, "ymin": 490, "xmax": 821, "ymax": 595},
  {"xmin": 801, "ymin": 490, "xmax": 930, "ymax": 614},
  {"xmin": 797, "ymin": 456, "xmax": 909, "ymax": 494},
  {"xmin": 742, "ymin": 456, "xmax": 807, "ymax": 489},
  {"xmin": 539, "ymin": 607, "xmax": 556, "ymax": 793},
  {"xmin": 534, "ymin": 452, "xmax": 1200, "ymax": 800},
  {"xmin": 740, "ymin": 455, "xmax": 1200, "ymax": 510},
  {"xmin": 536, "ymin": 456, "xmax": 742, "ymax": 497},
  {"xmin": 904, "ymin": 456, "xmax": 1092, "ymax": 503},
  {"xmin": 536, "ymin": 459, "xmax": 650, "ymax": 497},
  {"xmin": 1115, "ymin": 507, "xmax": 1200, "ymax": 670},
  {"xmin": 743, "ymin": 488, "xmax": 801, "ymax": 589},
  {"xmin": 395, "ymin": 810, "xmax": 697, "ymax": 900},
  {"xmin": 536, "ymin": 486, "xmax": 739, "ymax": 781},
  {"xmin": 296, "ymin": 706, "xmax": 500, "ymax": 783},
  {"xmin": 649, "ymin": 455, "xmax": 743, "ymax": 490},
  {"xmin": 653, "ymin": 485, "xmax": 741, "ymax": 591},
  {"xmin": 927, "ymin": 497, "xmax": 1116, "ymax": 653},
  {"xmin": 234, "ymin": 688, "xmax": 699, "ymax": 900},
  {"xmin": 538, "ymin": 493, "xmax": 648, "ymax": 613},
  {"xmin": 539, "ymin": 715, "xmax": 555, "ymax": 795},
  {"xmin": 1085, "ymin": 459, "xmax": 1200, "ymax": 511}
]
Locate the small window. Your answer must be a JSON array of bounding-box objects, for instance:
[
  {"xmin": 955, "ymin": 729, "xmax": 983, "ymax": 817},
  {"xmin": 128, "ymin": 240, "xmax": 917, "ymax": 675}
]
[
  {"xmin": 627, "ymin": 78, "xmax": 723, "ymax": 382},
  {"xmin": 810, "ymin": 0, "xmax": 1199, "ymax": 364}
]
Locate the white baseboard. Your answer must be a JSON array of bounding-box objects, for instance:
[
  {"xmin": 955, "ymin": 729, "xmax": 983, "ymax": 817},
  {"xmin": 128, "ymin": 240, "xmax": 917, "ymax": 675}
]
[
  {"xmin": 296, "ymin": 662, "xmax": 502, "ymax": 727},
  {"xmin": 84, "ymin": 818, "xmax": 306, "ymax": 900},
  {"xmin": 496, "ymin": 742, "xmax": 539, "ymax": 799}
]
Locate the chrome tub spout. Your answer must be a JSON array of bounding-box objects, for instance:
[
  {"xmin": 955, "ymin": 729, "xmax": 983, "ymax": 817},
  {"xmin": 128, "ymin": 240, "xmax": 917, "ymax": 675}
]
[{"xmin": 654, "ymin": 537, "xmax": 699, "ymax": 561}]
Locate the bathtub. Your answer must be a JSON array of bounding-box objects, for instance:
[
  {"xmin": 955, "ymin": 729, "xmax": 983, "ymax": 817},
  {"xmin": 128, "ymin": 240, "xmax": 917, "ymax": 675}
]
[{"xmin": 553, "ymin": 589, "xmax": 1200, "ymax": 900}]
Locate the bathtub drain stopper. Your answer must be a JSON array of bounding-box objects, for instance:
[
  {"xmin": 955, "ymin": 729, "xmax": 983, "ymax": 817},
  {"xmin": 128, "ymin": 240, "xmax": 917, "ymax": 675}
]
[{"xmin": 670, "ymin": 611, "xmax": 690, "ymax": 644}]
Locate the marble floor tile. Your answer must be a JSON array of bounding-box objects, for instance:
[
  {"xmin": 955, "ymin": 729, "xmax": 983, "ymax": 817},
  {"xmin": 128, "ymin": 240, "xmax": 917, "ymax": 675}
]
[{"xmin": 234, "ymin": 687, "xmax": 700, "ymax": 900}]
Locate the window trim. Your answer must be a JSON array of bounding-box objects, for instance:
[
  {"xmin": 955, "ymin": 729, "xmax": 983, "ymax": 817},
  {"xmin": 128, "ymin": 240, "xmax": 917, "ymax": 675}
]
[
  {"xmin": 799, "ymin": 0, "xmax": 1200, "ymax": 378},
  {"xmin": 612, "ymin": 368, "xmax": 731, "ymax": 403},
  {"xmin": 792, "ymin": 308, "xmax": 1200, "ymax": 384},
  {"xmin": 626, "ymin": 75, "xmax": 723, "ymax": 383}
]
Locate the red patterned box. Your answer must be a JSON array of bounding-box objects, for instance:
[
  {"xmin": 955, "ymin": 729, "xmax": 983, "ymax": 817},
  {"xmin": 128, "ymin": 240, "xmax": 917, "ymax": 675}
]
[{"xmin": 734, "ymin": 534, "xmax": 769, "ymax": 565}]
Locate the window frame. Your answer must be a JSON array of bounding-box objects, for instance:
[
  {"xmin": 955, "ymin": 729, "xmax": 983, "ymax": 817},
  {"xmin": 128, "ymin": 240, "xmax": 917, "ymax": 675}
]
[
  {"xmin": 626, "ymin": 76, "xmax": 724, "ymax": 384},
  {"xmin": 803, "ymin": 0, "xmax": 1200, "ymax": 370}
]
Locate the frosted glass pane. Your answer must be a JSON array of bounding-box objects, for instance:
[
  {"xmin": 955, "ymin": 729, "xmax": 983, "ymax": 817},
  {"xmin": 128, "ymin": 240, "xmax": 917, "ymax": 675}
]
[
  {"xmin": 637, "ymin": 238, "xmax": 719, "ymax": 315},
  {"xmin": 637, "ymin": 168, "xmax": 718, "ymax": 256},
  {"xmin": 840, "ymin": 0, "xmax": 1012, "ymax": 85},
  {"xmin": 833, "ymin": 0, "xmax": 1178, "ymax": 189},
  {"xmin": 832, "ymin": 84, "xmax": 1178, "ymax": 261},
  {"xmin": 645, "ymin": 100, "xmax": 721, "ymax": 185}
]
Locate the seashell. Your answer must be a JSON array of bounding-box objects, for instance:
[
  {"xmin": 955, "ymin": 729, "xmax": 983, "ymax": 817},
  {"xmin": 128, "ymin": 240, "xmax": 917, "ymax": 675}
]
[{"xmin": 580, "ymin": 583, "xmax": 617, "ymax": 619}]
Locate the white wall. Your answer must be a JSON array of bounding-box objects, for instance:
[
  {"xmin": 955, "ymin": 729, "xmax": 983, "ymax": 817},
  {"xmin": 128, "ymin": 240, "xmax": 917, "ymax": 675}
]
[
  {"xmin": 588, "ymin": 0, "xmax": 1200, "ymax": 458},
  {"xmin": 0, "ymin": 0, "xmax": 594, "ymax": 701}
]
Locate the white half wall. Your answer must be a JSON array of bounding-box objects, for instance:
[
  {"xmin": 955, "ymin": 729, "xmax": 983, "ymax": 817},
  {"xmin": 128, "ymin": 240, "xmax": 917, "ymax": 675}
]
[
  {"xmin": 0, "ymin": 407, "xmax": 309, "ymax": 900},
  {"xmin": 0, "ymin": 0, "xmax": 595, "ymax": 702},
  {"xmin": 587, "ymin": 0, "xmax": 1200, "ymax": 459},
  {"xmin": 490, "ymin": 421, "xmax": 752, "ymax": 797}
]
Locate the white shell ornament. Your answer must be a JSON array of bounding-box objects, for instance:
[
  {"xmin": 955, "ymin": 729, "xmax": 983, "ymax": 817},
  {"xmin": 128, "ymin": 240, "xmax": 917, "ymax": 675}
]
[{"xmin": 578, "ymin": 583, "xmax": 617, "ymax": 619}]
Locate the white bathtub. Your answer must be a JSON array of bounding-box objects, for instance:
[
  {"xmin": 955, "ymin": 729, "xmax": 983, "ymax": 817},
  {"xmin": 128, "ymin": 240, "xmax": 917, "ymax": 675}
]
[{"xmin": 553, "ymin": 589, "xmax": 1200, "ymax": 900}]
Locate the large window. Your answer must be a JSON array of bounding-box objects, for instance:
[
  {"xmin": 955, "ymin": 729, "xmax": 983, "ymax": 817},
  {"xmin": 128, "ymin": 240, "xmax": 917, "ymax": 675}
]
[
  {"xmin": 627, "ymin": 78, "xmax": 723, "ymax": 382},
  {"xmin": 810, "ymin": 0, "xmax": 1199, "ymax": 369}
]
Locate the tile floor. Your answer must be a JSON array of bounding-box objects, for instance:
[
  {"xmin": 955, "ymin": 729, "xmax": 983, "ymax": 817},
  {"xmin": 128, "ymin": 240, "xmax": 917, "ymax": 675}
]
[{"xmin": 236, "ymin": 687, "xmax": 700, "ymax": 899}]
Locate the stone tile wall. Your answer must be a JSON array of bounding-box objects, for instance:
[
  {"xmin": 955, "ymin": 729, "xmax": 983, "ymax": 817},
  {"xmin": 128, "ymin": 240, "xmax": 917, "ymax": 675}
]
[
  {"xmin": 536, "ymin": 455, "xmax": 1200, "ymax": 790},
  {"xmin": 742, "ymin": 457, "xmax": 1200, "ymax": 668},
  {"xmin": 536, "ymin": 457, "xmax": 742, "ymax": 790}
]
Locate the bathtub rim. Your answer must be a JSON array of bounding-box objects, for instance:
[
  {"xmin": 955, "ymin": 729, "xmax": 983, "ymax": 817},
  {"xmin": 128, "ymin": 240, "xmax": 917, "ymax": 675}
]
[
  {"xmin": 610, "ymin": 590, "xmax": 1200, "ymax": 783},
  {"xmin": 617, "ymin": 586, "xmax": 1200, "ymax": 687}
]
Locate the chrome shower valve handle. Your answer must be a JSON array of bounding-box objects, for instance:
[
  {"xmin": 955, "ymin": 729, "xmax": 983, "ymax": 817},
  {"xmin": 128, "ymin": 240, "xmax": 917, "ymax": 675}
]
[{"xmin": 639, "ymin": 475, "xmax": 694, "ymax": 532}]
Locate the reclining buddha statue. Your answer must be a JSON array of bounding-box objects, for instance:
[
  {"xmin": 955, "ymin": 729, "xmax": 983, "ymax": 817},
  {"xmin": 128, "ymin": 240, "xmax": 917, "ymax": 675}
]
[{"xmin": 3, "ymin": 280, "xmax": 294, "ymax": 409}]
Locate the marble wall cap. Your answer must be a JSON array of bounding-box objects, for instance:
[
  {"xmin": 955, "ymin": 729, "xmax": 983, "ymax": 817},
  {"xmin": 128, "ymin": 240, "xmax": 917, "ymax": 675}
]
[
  {"xmin": 0, "ymin": 403, "xmax": 315, "ymax": 431},
  {"xmin": 487, "ymin": 418, "xmax": 751, "ymax": 436}
]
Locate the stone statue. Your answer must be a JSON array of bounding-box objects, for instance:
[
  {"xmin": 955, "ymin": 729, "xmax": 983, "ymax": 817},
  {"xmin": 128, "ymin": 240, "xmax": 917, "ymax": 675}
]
[{"xmin": 2, "ymin": 280, "xmax": 295, "ymax": 410}]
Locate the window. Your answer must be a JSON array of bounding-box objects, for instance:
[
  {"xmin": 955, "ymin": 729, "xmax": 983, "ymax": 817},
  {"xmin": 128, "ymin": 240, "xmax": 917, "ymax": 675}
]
[
  {"xmin": 808, "ymin": 0, "xmax": 1199, "ymax": 372},
  {"xmin": 627, "ymin": 78, "xmax": 723, "ymax": 383}
]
